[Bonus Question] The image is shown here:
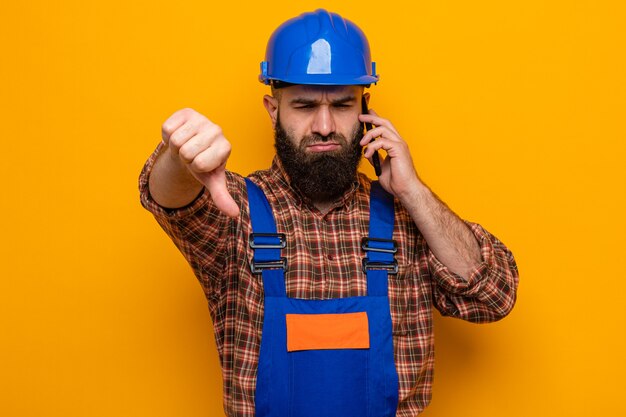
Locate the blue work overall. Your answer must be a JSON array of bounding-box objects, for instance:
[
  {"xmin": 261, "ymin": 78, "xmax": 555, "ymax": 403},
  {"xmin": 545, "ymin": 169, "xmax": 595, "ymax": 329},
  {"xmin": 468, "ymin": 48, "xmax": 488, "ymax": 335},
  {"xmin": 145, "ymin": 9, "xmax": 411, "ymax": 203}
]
[{"xmin": 246, "ymin": 179, "xmax": 399, "ymax": 417}]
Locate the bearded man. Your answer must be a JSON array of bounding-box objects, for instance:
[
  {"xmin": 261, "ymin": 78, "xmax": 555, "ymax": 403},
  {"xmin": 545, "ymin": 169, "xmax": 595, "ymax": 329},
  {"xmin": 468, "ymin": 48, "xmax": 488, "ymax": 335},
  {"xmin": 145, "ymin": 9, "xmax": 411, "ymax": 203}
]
[{"xmin": 139, "ymin": 9, "xmax": 519, "ymax": 417}]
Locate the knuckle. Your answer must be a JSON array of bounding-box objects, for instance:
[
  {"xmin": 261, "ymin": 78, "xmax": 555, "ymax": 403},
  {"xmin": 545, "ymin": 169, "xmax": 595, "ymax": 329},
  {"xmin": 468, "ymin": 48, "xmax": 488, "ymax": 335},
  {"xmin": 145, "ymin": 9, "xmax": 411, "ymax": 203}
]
[
  {"xmin": 170, "ymin": 125, "xmax": 196, "ymax": 146},
  {"xmin": 191, "ymin": 156, "xmax": 211, "ymax": 172},
  {"xmin": 162, "ymin": 108, "xmax": 197, "ymax": 137},
  {"xmin": 216, "ymin": 144, "xmax": 231, "ymax": 161},
  {"xmin": 181, "ymin": 123, "xmax": 195, "ymax": 135},
  {"xmin": 196, "ymin": 115, "xmax": 215, "ymax": 130},
  {"xmin": 161, "ymin": 121, "xmax": 175, "ymax": 137},
  {"xmin": 209, "ymin": 124, "xmax": 223, "ymax": 137},
  {"xmin": 178, "ymin": 145, "xmax": 194, "ymax": 163},
  {"xmin": 169, "ymin": 132, "xmax": 186, "ymax": 148},
  {"xmin": 221, "ymin": 138, "xmax": 231, "ymax": 152}
]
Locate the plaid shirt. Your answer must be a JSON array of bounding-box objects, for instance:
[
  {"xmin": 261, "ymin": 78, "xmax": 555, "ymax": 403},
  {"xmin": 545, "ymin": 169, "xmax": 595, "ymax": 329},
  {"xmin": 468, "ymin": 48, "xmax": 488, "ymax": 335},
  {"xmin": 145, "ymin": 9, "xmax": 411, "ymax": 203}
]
[{"xmin": 139, "ymin": 142, "xmax": 519, "ymax": 417}]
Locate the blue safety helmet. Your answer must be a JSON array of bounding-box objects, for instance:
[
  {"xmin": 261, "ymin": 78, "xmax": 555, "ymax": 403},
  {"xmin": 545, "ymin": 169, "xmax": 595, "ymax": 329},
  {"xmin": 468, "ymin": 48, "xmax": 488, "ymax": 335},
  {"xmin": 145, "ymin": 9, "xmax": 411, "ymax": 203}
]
[{"xmin": 259, "ymin": 9, "xmax": 379, "ymax": 86}]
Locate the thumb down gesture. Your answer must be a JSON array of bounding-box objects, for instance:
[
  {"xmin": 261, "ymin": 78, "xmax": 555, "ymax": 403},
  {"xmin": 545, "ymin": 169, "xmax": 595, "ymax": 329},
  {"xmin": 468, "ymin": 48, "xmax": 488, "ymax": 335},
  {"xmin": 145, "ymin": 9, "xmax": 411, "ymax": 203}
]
[{"xmin": 161, "ymin": 108, "xmax": 240, "ymax": 218}]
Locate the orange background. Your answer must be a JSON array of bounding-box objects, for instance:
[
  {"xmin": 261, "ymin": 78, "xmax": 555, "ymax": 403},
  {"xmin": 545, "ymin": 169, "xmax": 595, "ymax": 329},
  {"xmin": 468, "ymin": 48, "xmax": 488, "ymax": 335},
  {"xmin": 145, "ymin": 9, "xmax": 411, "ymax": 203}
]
[{"xmin": 1, "ymin": 0, "xmax": 625, "ymax": 416}]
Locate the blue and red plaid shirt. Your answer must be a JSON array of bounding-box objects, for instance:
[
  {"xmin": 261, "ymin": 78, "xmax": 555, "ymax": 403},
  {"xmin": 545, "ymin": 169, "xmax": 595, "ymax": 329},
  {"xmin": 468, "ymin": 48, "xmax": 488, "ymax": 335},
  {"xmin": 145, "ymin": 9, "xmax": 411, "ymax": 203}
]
[{"xmin": 139, "ymin": 142, "xmax": 519, "ymax": 417}]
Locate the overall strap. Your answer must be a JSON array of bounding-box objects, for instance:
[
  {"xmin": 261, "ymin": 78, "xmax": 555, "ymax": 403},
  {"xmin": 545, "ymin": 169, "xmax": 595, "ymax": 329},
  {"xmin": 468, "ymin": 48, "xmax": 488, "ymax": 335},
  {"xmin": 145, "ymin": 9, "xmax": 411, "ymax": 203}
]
[
  {"xmin": 364, "ymin": 181, "xmax": 397, "ymax": 297},
  {"xmin": 245, "ymin": 178, "xmax": 286, "ymax": 298}
]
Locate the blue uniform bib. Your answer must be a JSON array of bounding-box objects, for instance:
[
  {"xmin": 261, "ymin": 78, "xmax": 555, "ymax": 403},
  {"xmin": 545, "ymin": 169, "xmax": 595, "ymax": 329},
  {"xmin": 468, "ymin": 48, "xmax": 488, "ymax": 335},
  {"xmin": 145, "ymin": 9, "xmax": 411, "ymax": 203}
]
[{"xmin": 246, "ymin": 179, "xmax": 399, "ymax": 417}]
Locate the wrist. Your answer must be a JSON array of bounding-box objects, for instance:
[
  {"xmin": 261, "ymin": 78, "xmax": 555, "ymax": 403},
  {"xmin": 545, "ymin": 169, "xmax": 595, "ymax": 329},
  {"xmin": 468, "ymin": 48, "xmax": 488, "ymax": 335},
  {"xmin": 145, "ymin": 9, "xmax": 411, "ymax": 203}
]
[{"xmin": 396, "ymin": 177, "xmax": 429, "ymax": 207}]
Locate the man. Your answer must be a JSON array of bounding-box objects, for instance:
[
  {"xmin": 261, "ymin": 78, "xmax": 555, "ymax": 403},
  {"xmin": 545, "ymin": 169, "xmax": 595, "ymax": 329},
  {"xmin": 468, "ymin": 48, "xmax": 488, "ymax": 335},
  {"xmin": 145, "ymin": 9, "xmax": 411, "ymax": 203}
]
[{"xmin": 139, "ymin": 9, "xmax": 519, "ymax": 417}]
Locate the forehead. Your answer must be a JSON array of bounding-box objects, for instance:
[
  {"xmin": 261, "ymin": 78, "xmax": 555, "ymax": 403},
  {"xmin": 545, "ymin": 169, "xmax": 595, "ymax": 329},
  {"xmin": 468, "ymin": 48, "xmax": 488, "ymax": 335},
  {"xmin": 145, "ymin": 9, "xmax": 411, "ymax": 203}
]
[{"xmin": 281, "ymin": 84, "xmax": 362, "ymax": 100}]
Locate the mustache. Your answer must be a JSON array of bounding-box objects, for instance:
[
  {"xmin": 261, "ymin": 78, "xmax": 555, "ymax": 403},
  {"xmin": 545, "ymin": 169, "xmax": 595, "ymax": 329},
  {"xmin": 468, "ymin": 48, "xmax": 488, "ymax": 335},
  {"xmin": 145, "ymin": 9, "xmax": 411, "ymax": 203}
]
[{"xmin": 299, "ymin": 133, "xmax": 349, "ymax": 148}]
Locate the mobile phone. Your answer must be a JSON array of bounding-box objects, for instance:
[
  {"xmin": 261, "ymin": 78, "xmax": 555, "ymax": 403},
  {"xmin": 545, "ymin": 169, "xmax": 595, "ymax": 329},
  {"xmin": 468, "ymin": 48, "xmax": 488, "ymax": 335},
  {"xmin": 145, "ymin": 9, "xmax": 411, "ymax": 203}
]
[{"xmin": 361, "ymin": 97, "xmax": 382, "ymax": 176}]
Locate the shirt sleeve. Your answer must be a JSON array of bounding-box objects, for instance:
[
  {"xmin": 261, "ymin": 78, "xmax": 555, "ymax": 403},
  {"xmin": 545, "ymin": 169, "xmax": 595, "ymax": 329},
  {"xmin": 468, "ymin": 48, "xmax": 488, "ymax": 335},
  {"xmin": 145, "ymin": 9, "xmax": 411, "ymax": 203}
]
[
  {"xmin": 428, "ymin": 221, "xmax": 519, "ymax": 323},
  {"xmin": 138, "ymin": 142, "xmax": 246, "ymax": 301}
]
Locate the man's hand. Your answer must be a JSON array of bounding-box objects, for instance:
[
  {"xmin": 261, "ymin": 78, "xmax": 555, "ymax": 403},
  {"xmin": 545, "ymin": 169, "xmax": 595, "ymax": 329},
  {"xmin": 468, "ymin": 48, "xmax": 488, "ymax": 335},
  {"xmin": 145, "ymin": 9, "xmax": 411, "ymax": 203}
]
[
  {"xmin": 161, "ymin": 108, "xmax": 240, "ymax": 218},
  {"xmin": 359, "ymin": 109, "xmax": 481, "ymax": 279},
  {"xmin": 359, "ymin": 109, "xmax": 422, "ymax": 198}
]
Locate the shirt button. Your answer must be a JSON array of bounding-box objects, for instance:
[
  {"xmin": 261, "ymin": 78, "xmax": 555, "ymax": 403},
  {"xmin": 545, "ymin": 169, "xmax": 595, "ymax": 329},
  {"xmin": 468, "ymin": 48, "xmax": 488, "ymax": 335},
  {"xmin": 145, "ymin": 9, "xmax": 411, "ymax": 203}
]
[{"xmin": 327, "ymin": 254, "xmax": 334, "ymax": 260}]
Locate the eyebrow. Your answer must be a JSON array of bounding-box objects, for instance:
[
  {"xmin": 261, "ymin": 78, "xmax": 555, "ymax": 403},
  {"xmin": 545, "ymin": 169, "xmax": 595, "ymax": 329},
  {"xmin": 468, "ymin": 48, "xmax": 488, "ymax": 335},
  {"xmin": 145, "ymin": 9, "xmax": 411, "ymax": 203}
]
[{"xmin": 290, "ymin": 95, "xmax": 357, "ymax": 105}]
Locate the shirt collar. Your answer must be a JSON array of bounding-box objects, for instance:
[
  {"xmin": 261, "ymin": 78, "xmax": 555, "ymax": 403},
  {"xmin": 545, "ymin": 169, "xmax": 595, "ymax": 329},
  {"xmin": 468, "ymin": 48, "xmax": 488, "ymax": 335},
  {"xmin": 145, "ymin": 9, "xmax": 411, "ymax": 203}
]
[{"xmin": 269, "ymin": 155, "xmax": 360, "ymax": 213}]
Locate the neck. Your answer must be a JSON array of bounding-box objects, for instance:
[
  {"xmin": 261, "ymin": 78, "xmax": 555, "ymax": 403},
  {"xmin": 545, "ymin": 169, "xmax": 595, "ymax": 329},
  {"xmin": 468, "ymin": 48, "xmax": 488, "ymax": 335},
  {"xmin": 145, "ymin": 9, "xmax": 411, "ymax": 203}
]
[{"xmin": 313, "ymin": 200, "xmax": 334, "ymax": 216}]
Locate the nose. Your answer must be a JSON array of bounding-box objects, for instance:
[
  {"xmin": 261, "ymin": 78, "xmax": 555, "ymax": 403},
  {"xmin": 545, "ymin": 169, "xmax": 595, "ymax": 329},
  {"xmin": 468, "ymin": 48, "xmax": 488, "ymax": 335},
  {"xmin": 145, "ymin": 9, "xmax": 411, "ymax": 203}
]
[{"xmin": 311, "ymin": 106, "xmax": 336, "ymax": 138}]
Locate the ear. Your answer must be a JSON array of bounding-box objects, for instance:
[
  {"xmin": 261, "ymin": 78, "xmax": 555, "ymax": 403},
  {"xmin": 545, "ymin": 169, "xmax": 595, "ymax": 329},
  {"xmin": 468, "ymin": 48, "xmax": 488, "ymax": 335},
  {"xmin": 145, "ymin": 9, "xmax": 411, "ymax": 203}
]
[{"xmin": 263, "ymin": 94, "xmax": 279, "ymax": 127}]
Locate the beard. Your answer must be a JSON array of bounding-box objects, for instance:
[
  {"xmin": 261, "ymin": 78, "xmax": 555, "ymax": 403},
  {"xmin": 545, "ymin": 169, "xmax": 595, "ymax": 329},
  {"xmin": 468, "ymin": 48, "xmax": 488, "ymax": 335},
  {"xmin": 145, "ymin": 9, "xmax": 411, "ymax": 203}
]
[{"xmin": 274, "ymin": 114, "xmax": 364, "ymax": 203}]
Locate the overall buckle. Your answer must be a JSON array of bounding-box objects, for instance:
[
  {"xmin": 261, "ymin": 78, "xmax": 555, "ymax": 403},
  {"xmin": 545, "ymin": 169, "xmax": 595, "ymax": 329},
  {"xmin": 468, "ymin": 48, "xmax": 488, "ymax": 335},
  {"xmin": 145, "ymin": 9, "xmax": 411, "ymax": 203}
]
[
  {"xmin": 249, "ymin": 233, "xmax": 287, "ymax": 274},
  {"xmin": 362, "ymin": 259, "xmax": 399, "ymax": 275},
  {"xmin": 250, "ymin": 258, "xmax": 288, "ymax": 274},
  {"xmin": 361, "ymin": 237, "xmax": 398, "ymax": 274},
  {"xmin": 361, "ymin": 237, "xmax": 397, "ymax": 254},
  {"xmin": 249, "ymin": 233, "xmax": 286, "ymax": 249}
]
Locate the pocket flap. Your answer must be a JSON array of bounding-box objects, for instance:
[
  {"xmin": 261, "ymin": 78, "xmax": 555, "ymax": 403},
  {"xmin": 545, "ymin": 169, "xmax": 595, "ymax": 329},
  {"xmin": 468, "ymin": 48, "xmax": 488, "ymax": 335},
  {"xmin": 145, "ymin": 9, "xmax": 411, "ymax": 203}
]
[{"xmin": 286, "ymin": 312, "xmax": 370, "ymax": 352}]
